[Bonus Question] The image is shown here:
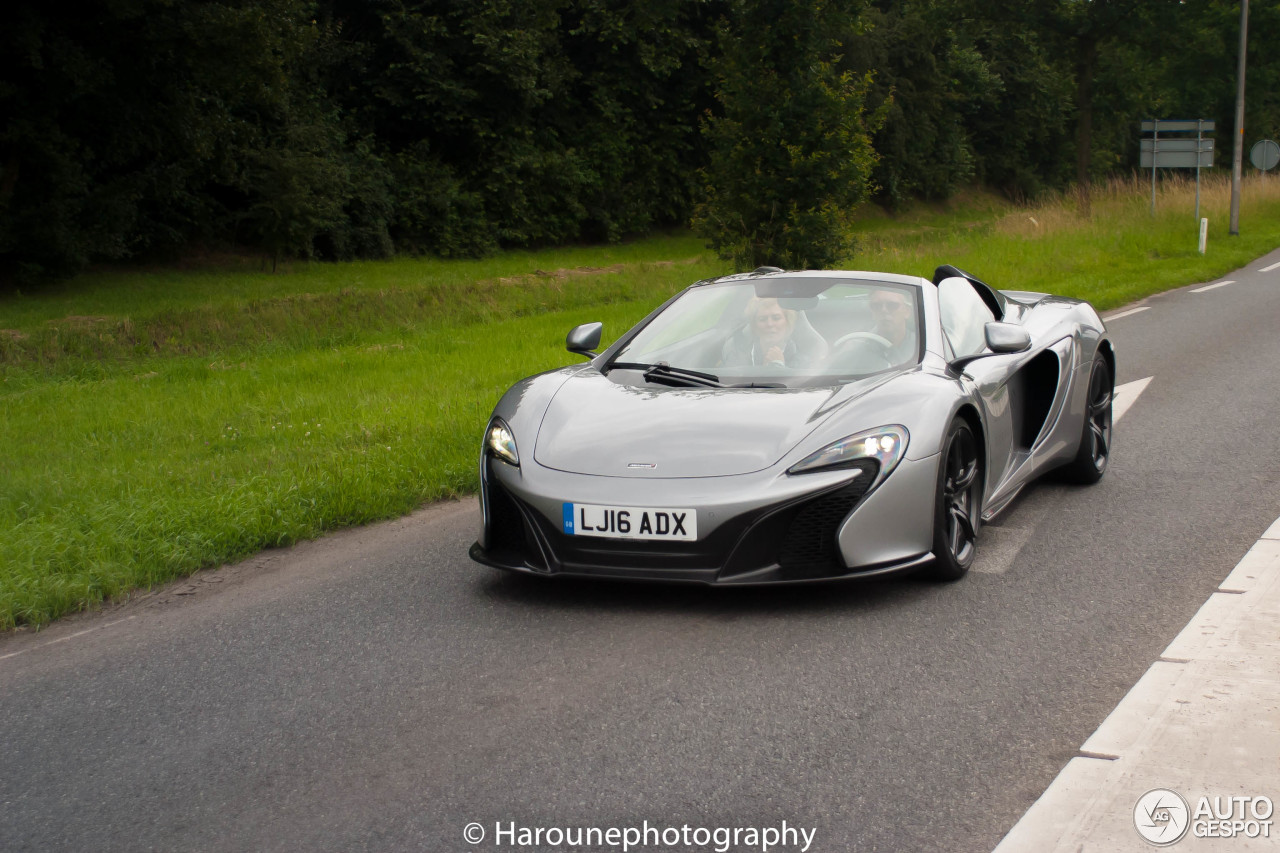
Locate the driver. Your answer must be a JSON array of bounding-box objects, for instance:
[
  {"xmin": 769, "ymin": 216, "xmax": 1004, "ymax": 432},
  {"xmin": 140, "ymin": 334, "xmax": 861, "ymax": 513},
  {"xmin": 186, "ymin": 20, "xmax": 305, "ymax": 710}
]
[
  {"xmin": 720, "ymin": 297, "xmax": 822, "ymax": 368},
  {"xmin": 868, "ymin": 287, "xmax": 917, "ymax": 366}
]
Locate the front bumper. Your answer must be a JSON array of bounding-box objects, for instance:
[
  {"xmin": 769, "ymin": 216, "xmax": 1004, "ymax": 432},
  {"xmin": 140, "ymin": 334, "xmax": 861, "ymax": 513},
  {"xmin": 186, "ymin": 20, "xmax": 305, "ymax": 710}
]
[{"xmin": 470, "ymin": 453, "xmax": 939, "ymax": 586}]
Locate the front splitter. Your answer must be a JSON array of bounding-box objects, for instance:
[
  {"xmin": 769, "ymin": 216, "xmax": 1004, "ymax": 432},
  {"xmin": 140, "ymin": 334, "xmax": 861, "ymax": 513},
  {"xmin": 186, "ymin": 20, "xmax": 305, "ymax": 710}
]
[{"xmin": 469, "ymin": 542, "xmax": 934, "ymax": 586}]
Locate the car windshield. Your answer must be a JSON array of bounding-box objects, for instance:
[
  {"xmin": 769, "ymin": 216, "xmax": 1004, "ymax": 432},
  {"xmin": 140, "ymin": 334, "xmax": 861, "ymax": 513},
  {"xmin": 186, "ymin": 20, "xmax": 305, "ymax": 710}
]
[{"xmin": 610, "ymin": 278, "xmax": 923, "ymax": 386}]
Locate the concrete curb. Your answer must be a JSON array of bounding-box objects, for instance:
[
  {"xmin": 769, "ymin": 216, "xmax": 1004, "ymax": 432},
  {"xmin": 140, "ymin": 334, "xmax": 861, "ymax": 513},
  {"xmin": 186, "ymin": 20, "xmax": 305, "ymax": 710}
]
[{"xmin": 993, "ymin": 521, "xmax": 1280, "ymax": 851}]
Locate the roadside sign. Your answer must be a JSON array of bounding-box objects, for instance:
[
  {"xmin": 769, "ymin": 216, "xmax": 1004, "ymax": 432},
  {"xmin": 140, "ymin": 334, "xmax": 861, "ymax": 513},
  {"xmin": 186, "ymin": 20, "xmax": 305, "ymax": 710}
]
[
  {"xmin": 1140, "ymin": 149, "xmax": 1215, "ymax": 169},
  {"xmin": 1141, "ymin": 119, "xmax": 1216, "ymax": 221},
  {"xmin": 1249, "ymin": 139, "xmax": 1279, "ymax": 171},
  {"xmin": 1140, "ymin": 136, "xmax": 1215, "ymax": 168}
]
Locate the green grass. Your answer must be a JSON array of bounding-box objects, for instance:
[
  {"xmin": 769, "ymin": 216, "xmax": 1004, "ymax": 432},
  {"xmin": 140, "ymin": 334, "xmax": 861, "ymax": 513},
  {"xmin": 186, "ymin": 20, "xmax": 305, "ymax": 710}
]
[
  {"xmin": 4, "ymin": 176, "xmax": 1280, "ymax": 629},
  {"xmin": 0, "ymin": 234, "xmax": 713, "ymax": 368},
  {"xmin": 0, "ymin": 301, "xmax": 663, "ymax": 626},
  {"xmin": 0, "ymin": 235, "xmax": 729, "ymax": 628}
]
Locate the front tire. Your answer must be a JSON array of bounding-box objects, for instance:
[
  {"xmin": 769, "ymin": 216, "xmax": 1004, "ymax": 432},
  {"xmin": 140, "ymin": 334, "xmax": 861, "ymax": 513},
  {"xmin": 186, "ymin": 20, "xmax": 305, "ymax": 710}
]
[
  {"xmin": 926, "ymin": 419, "xmax": 982, "ymax": 581},
  {"xmin": 1059, "ymin": 353, "xmax": 1112, "ymax": 485}
]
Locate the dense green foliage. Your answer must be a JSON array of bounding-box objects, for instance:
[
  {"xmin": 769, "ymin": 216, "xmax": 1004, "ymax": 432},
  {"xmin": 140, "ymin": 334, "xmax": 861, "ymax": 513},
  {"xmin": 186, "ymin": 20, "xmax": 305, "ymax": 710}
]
[
  {"xmin": 3, "ymin": 0, "xmax": 1280, "ymax": 278},
  {"xmin": 322, "ymin": 0, "xmax": 726, "ymax": 255}
]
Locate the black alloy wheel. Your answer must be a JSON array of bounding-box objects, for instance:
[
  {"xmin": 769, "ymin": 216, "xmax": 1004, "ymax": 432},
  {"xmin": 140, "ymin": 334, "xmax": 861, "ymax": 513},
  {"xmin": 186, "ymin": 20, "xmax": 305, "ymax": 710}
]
[
  {"xmin": 1060, "ymin": 353, "xmax": 1113, "ymax": 484},
  {"xmin": 927, "ymin": 419, "xmax": 982, "ymax": 581}
]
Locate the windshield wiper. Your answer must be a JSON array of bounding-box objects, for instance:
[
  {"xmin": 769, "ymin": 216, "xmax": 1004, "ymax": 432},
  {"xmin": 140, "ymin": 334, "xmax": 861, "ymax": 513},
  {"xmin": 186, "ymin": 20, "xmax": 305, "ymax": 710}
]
[{"xmin": 606, "ymin": 361, "xmax": 725, "ymax": 388}]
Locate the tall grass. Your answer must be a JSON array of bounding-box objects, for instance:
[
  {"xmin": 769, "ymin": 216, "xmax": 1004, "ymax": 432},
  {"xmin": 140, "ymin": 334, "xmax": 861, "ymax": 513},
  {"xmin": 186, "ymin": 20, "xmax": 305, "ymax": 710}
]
[
  {"xmin": 0, "ymin": 234, "xmax": 713, "ymax": 327},
  {"xmin": 849, "ymin": 173, "xmax": 1280, "ymax": 308},
  {"xmin": 0, "ymin": 236, "xmax": 713, "ymax": 367},
  {"xmin": 5, "ymin": 178, "xmax": 1280, "ymax": 628}
]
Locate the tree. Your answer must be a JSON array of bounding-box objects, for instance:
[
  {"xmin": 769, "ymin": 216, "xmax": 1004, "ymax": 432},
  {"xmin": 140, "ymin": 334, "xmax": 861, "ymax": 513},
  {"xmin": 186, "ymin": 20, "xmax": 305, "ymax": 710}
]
[
  {"xmin": 322, "ymin": 0, "xmax": 724, "ymax": 256},
  {"xmin": 695, "ymin": 0, "xmax": 882, "ymax": 270},
  {"xmin": 843, "ymin": 1, "xmax": 1002, "ymax": 206},
  {"xmin": 1044, "ymin": 0, "xmax": 1160, "ymax": 214},
  {"xmin": 0, "ymin": 0, "xmax": 390, "ymax": 279}
]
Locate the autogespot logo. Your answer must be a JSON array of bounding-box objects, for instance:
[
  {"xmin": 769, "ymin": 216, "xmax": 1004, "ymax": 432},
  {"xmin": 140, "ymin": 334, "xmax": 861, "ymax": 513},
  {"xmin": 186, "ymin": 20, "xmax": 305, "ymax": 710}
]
[{"xmin": 1134, "ymin": 789, "xmax": 1191, "ymax": 845}]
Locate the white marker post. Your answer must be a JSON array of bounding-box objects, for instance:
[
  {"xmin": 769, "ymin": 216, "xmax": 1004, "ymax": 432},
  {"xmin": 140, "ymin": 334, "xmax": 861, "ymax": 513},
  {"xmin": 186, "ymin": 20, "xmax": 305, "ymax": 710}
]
[{"xmin": 1199, "ymin": 218, "xmax": 1209, "ymax": 254}]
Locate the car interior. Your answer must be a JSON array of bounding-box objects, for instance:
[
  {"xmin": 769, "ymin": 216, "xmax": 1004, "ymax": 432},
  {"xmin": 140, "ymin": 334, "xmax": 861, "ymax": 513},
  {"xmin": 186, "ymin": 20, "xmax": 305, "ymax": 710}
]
[{"xmin": 613, "ymin": 278, "xmax": 923, "ymax": 381}]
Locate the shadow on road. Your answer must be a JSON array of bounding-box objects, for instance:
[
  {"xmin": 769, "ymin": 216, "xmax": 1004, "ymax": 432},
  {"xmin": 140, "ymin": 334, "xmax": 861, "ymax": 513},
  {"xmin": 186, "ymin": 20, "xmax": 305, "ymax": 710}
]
[{"xmin": 476, "ymin": 568, "xmax": 948, "ymax": 619}]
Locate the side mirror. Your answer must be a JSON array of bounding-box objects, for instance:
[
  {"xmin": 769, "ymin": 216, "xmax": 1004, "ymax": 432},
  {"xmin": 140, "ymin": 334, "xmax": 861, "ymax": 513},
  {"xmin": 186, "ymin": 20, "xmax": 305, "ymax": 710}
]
[
  {"xmin": 984, "ymin": 322, "xmax": 1031, "ymax": 354},
  {"xmin": 566, "ymin": 322, "xmax": 603, "ymax": 358},
  {"xmin": 949, "ymin": 322, "xmax": 1031, "ymax": 374}
]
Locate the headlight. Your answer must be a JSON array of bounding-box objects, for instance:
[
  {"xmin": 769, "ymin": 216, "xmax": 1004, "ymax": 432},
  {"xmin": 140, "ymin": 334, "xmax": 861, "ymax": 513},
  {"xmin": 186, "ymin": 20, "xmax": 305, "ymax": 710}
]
[
  {"xmin": 486, "ymin": 419, "xmax": 519, "ymax": 466},
  {"xmin": 788, "ymin": 425, "xmax": 908, "ymax": 480}
]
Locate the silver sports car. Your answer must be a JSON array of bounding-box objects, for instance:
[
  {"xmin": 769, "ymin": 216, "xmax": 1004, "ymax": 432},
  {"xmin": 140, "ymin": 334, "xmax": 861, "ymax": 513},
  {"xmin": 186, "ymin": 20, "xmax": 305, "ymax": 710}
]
[{"xmin": 470, "ymin": 265, "xmax": 1114, "ymax": 584}]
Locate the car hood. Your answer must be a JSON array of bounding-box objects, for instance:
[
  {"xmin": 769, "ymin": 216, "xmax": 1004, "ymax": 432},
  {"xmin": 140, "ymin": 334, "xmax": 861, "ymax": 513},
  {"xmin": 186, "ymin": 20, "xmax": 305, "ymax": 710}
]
[{"xmin": 532, "ymin": 370, "xmax": 899, "ymax": 478}]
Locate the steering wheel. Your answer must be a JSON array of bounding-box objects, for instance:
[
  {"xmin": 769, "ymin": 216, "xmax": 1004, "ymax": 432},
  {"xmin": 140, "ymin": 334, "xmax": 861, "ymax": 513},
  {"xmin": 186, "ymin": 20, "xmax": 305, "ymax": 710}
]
[
  {"xmin": 828, "ymin": 331, "xmax": 895, "ymax": 372},
  {"xmin": 830, "ymin": 331, "xmax": 894, "ymax": 351}
]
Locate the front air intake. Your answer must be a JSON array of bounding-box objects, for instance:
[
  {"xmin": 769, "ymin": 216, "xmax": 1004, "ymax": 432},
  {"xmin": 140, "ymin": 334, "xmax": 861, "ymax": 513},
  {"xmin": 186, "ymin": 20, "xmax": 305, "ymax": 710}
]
[{"xmin": 776, "ymin": 464, "xmax": 877, "ymax": 575}]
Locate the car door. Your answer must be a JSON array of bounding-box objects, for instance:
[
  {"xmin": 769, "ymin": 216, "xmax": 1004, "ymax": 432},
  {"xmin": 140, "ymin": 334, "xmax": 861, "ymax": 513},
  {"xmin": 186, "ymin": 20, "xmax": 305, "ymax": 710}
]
[{"xmin": 936, "ymin": 276, "xmax": 1020, "ymax": 496}]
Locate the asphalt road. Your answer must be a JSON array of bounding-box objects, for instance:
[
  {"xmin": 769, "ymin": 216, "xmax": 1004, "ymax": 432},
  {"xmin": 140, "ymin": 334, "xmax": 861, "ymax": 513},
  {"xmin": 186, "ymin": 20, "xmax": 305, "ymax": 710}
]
[{"xmin": 3, "ymin": 253, "xmax": 1280, "ymax": 853}]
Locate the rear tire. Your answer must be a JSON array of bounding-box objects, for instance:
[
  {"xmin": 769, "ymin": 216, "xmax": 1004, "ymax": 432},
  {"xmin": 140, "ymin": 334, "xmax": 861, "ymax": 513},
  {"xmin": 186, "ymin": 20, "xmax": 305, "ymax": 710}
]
[
  {"xmin": 1059, "ymin": 353, "xmax": 1112, "ymax": 485},
  {"xmin": 926, "ymin": 418, "xmax": 982, "ymax": 581}
]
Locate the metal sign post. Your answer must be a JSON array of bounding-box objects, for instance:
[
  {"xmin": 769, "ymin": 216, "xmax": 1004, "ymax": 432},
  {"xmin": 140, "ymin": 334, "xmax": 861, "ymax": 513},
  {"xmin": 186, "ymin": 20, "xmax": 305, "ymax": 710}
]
[
  {"xmin": 1196, "ymin": 119, "xmax": 1204, "ymax": 221},
  {"xmin": 1151, "ymin": 122, "xmax": 1158, "ymax": 217}
]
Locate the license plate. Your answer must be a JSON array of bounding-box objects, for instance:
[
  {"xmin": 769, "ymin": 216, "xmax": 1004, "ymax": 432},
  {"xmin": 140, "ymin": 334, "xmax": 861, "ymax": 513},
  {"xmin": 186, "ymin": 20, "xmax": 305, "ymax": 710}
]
[{"xmin": 562, "ymin": 503, "xmax": 697, "ymax": 541}]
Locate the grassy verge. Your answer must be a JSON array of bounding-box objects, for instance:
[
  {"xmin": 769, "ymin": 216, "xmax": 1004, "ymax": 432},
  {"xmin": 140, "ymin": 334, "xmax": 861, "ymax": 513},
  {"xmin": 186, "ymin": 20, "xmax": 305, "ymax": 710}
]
[
  {"xmin": 0, "ymin": 301, "xmax": 663, "ymax": 626},
  {"xmin": 3, "ymin": 176, "xmax": 1280, "ymax": 629}
]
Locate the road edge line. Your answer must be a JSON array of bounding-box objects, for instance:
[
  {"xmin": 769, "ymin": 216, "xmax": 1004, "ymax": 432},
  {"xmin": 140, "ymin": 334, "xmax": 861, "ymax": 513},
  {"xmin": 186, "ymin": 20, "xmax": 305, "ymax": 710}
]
[{"xmin": 991, "ymin": 515, "xmax": 1280, "ymax": 852}]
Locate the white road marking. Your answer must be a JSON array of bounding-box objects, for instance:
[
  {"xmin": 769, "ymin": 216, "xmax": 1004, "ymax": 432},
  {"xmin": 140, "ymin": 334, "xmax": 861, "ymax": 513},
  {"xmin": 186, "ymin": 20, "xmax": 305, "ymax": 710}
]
[
  {"xmin": 993, "ymin": 519, "xmax": 1280, "ymax": 852},
  {"xmin": 1260, "ymin": 260, "xmax": 1280, "ymax": 272},
  {"xmin": 972, "ymin": 490, "xmax": 1054, "ymax": 575},
  {"xmin": 972, "ymin": 377, "xmax": 1152, "ymax": 576},
  {"xmin": 1191, "ymin": 279, "xmax": 1234, "ymax": 292},
  {"xmin": 1102, "ymin": 306, "xmax": 1149, "ymax": 321},
  {"xmin": 0, "ymin": 615, "xmax": 137, "ymax": 663},
  {"xmin": 1111, "ymin": 376, "xmax": 1153, "ymax": 423}
]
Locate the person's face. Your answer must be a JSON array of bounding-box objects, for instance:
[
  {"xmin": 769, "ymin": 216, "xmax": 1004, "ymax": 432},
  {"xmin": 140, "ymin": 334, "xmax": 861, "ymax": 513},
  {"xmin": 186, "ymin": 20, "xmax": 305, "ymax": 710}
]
[
  {"xmin": 870, "ymin": 290, "xmax": 911, "ymax": 343},
  {"xmin": 753, "ymin": 302, "xmax": 789, "ymax": 345}
]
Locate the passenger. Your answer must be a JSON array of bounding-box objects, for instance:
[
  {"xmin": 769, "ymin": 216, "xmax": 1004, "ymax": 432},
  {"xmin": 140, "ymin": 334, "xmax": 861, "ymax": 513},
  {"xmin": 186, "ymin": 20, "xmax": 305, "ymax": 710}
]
[{"xmin": 720, "ymin": 297, "xmax": 822, "ymax": 368}]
